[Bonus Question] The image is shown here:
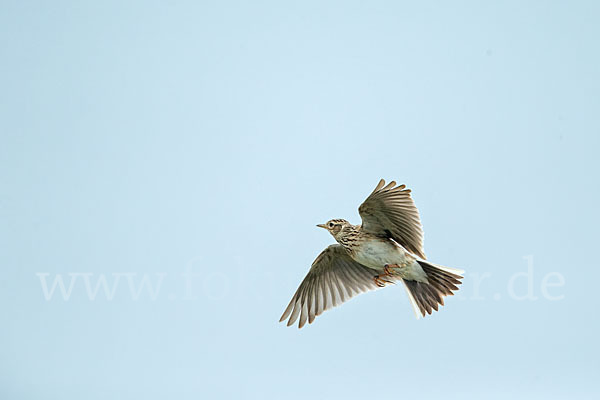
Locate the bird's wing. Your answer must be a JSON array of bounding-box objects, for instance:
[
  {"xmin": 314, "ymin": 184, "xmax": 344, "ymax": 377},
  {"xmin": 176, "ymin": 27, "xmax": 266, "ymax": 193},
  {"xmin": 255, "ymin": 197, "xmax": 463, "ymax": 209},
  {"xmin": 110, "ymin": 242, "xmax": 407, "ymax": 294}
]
[
  {"xmin": 279, "ymin": 244, "xmax": 381, "ymax": 328},
  {"xmin": 358, "ymin": 179, "xmax": 426, "ymax": 259}
]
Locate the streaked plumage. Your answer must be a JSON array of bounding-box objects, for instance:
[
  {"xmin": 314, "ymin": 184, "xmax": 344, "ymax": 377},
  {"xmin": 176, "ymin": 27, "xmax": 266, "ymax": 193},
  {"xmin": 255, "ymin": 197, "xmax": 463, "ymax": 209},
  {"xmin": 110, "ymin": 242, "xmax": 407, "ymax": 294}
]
[{"xmin": 280, "ymin": 179, "xmax": 464, "ymax": 328}]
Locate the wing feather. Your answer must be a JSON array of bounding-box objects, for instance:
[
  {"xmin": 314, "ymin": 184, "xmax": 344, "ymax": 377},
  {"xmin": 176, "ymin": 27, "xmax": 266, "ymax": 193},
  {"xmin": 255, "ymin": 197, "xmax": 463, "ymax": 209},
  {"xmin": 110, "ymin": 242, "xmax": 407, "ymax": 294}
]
[
  {"xmin": 279, "ymin": 244, "xmax": 381, "ymax": 328},
  {"xmin": 359, "ymin": 179, "xmax": 426, "ymax": 259}
]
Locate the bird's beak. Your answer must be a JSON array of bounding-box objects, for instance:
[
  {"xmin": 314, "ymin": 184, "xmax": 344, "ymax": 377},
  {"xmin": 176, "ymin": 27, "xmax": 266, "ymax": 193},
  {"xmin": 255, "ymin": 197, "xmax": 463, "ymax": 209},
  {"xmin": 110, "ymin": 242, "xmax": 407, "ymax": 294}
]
[{"xmin": 316, "ymin": 223, "xmax": 327, "ymax": 229}]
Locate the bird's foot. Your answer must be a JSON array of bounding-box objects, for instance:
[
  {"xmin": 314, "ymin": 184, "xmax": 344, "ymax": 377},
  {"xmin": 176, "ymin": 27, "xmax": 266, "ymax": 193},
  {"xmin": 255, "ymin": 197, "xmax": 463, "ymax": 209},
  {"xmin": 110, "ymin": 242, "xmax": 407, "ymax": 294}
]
[
  {"xmin": 373, "ymin": 275, "xmax": 394, "ymax": 288},
  {"xmin": 384, "ymin": 264, "xmax": 400, "ymax": 276}
]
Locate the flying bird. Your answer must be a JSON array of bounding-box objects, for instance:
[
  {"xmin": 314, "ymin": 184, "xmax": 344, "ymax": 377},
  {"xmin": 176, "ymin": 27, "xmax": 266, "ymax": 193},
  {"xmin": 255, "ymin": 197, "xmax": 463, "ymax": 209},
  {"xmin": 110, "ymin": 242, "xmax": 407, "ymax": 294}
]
[{"xmin": 279, "ymin": 179, "xmax": 464, "ymax": 328}]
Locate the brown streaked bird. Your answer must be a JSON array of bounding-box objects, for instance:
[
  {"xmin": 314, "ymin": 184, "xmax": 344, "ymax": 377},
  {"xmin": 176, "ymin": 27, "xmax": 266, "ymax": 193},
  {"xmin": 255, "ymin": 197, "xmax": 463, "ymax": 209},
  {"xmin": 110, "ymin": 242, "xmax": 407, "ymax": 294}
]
[{"xmin": 279, "ymin": 179, "xmax": 464, "ymax": 328}]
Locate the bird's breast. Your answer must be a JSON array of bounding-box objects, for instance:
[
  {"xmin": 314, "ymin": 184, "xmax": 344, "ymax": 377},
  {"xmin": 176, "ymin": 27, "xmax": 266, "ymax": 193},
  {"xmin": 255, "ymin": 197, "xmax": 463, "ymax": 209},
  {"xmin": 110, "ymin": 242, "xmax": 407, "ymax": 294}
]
[{"xmin": 350, "ymin": 239, "xmax": 412, "ymax": 270}]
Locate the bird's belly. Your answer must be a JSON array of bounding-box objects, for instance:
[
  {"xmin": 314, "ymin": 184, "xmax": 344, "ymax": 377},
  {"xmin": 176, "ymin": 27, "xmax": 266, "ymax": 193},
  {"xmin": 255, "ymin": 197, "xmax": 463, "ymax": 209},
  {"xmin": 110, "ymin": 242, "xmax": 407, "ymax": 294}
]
[{"xmin": 351, "ymin": 240, "xmax": 411, "ymax": 271}]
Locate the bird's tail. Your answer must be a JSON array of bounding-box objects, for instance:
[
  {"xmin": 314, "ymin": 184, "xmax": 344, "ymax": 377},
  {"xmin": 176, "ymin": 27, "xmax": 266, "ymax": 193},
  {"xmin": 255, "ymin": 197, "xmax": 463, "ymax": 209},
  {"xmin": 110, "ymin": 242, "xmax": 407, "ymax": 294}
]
[{"xmin": 402, "ymin": 261, "xmax": 464, "ymax": 318}]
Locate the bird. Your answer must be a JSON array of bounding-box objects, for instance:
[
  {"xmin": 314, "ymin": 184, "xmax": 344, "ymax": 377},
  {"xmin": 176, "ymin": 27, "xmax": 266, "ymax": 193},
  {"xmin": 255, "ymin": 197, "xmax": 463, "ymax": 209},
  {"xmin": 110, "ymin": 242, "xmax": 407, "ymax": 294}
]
[{"xmin": 279, "ymin": 179, "xmax": 464, "ymax": 328}]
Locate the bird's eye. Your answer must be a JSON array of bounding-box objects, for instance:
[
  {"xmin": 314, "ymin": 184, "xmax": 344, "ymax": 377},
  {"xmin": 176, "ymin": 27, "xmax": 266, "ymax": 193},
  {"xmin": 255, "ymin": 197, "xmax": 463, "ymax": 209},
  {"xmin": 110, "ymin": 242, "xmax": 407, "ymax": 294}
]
[{"xmin": 328, "ymin": 222, "xmax": 334, "ymax": 228}]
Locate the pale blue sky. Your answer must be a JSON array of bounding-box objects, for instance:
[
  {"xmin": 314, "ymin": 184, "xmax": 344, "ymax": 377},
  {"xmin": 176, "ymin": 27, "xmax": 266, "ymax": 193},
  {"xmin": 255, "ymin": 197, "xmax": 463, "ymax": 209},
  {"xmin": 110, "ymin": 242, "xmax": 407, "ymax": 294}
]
[{"xmin": 1, "ymin": 1, "xmax": 599, "ymax": 399}]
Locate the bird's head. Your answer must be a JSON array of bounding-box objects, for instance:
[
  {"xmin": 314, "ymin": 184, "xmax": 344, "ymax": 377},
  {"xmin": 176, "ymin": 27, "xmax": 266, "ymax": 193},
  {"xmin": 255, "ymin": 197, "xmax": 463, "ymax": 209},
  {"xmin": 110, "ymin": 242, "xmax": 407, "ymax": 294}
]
[{"xmin": 317, "ymin": 219, "xmax": 354, "ymax": 241}]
